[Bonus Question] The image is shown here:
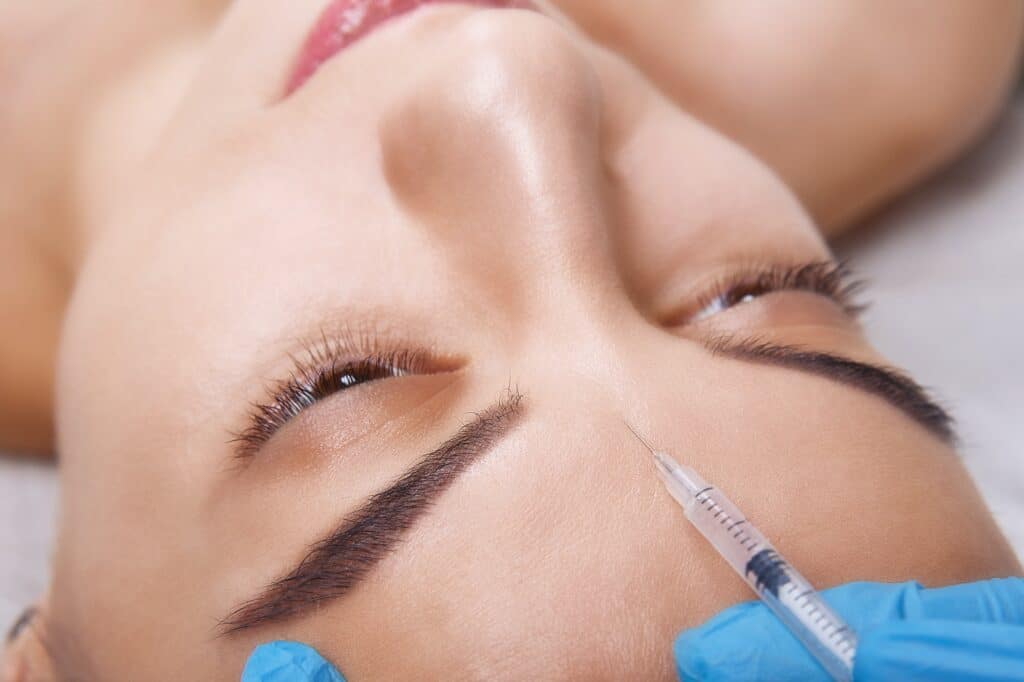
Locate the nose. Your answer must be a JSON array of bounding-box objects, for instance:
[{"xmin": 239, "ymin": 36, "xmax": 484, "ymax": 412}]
[{"xmin": 379, "ymin": 9, "xmax": 618, "ymax": 301}]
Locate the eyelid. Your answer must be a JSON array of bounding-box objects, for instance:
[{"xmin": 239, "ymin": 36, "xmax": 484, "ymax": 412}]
[
  {"xmin": 231, "ymin": 336, "xmax": 460, "ymax": 460},
  {"xmin": 663, "ymin": 260, "xmax": 866, "ymax": 327}
]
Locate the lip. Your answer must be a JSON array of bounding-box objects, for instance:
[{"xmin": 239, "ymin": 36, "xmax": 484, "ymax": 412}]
[{"xmin": 285, "ymin": 0, "xmax": 537, "ymax": 96}]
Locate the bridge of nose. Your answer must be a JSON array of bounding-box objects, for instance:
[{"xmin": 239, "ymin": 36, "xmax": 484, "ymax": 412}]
[{"xmin": 377, "ymin": 11, "xmax": 627, "ymax": 315}]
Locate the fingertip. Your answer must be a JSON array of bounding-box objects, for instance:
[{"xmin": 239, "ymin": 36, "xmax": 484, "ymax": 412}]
[{"xmin": 241, "ymin": 641, "xmax": 346, "ymax": 682}]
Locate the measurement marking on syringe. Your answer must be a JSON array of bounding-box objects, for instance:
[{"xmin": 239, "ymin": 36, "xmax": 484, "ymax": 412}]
[
  {"xmin": 697, "ymin": 497, "xmax": 760, "ymax": 551},
  {"xmin": 641, "ymin": 442, "xmax": 859, "ymax": 681}
]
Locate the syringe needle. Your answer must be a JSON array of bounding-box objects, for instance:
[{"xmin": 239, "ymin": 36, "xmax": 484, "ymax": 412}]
[
  {"xmin": 625, "ymin": 423, "xmax": 682, "ymax": 482},
  {"xmin": 624, "ymin": 421, "xmax": 657, "ymax": 455}
]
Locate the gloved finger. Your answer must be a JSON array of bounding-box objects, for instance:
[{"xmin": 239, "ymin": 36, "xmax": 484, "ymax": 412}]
[
  {"xmin": 241, "ymin": 641, "xmax": 346, "ymax": 682},
  {"xmin": 913, "ymin": 578, "xmax": 1024, "ymax": 624},
  {"xmin": 674, "ymin": 601, "xmax": 834, "ymax": 682},
  {"xmin": 804, "ymin": 578, "xmax": 1024, "ymax": 625},
  {"xmin": 674, "ymin": 581, "xmax": 922, "ymax": 681},
  {"xmin": 673, "ymin": 581, "xmax": 945, "ymax": 681},
  {"xmin": 853, "ymin": 619, "xmax": 1024, "ymax": 682},
  {"xmin": 674, "ymin": 579, "xmax": 1024, "ymax": 681}
]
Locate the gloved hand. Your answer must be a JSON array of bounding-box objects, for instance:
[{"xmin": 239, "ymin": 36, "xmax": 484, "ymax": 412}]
[
  {"xmin": 241, "ymin": 641, "xmax": 346, "ymax": 682},
  {"xmin": 674, "ymin": 577, "xmax": 1024, "ymax": 681}
]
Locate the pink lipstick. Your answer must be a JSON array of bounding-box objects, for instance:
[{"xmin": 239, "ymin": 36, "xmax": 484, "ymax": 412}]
[{"xmin": 286, "ymin": 0, "xmax": 535, "ymax": 96}]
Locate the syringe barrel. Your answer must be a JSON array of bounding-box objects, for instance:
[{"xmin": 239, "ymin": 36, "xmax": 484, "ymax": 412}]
[
  {"xmin": 680, "ymin": 485, "xmax": 771, "ymax": 576},
  {"xmin": 753, "ymin": 554, "xmax": 858, "ymax": 681},
  {"xmin": 683, "ymin": 484, "xmax": 857, "ymax": 681}
]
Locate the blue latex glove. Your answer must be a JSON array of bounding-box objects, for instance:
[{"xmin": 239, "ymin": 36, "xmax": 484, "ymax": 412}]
[
  {"xmin": 675, "ymin": 578, "xmax": 1024, "ymax": 681},
  {"xmin": 241, "ymin": 641, "xmax": 346, "ymax": 682}
]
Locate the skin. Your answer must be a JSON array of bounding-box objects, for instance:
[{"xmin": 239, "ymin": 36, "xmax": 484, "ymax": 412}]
[
  {"xmin": 2, "ymin": 1, "xmax": 1022, "ymax": 680},
  {"xmin": 3, "ymin": 0, "xmax": 1022, "ymax": 455}
]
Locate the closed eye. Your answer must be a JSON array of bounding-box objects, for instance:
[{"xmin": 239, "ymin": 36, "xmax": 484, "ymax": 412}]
[
  {"xmin": 231, "ymin": 336, "xmax": 451, "ymax": 459},
  {"xmin": 680, "ymin": 261, "xmax": 865, "ymax": 325}
]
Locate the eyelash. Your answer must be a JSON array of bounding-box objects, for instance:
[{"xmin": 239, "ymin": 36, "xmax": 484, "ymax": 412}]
[
  {"xmin": 232, "ymin": 343, "xmax": 434, "ymax": 459},
  {"xmin": 689, "ymin": 261, "xmax": 865, "ymax": 323},
  {"xmin": 235, "ymin": 262, "xmax": 860, "ymax": 456}
]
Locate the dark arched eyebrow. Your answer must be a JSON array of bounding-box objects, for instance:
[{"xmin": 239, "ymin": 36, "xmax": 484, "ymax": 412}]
[
  {"xmin": 220, "ymin": 391, "xmax": 524, "ymax": 635},
  {"xmin": 707, "ymin": 336, "xmax": 956, "ymax": 444},
  {"xmin": 219, "ymin": 334, "xmax": 951, "ymax": 634}
]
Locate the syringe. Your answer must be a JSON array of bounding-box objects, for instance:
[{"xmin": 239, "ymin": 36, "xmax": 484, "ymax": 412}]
[{"xmin": 636, "ymin": 434, "xmax": 858, "ymax": 682}]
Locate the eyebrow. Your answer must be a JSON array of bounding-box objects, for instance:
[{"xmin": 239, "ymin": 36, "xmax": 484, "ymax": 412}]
[
  {"xmin": 707, "ymin": 336, "xmax": 956, "ymax": 443},
  {"xmin": 220, "ymin": 391, "xmax": 524, "ymax": 635}
]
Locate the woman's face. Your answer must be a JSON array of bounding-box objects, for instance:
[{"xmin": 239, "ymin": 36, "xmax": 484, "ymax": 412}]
[{"xmin": 51, "ymin": 1, "xmax": 1018, "ymax": 679}]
